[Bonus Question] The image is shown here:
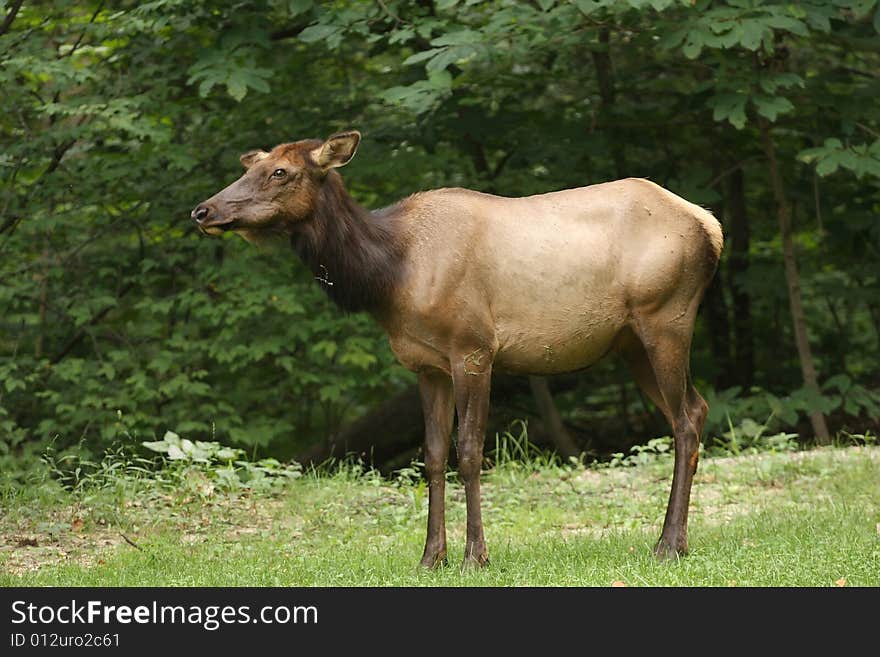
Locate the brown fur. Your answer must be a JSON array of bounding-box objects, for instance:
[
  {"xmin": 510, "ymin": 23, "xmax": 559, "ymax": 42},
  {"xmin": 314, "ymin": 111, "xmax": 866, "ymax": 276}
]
[{"xmin": 290, "ymin": 171, "xmax": 406, "ymax": 313}]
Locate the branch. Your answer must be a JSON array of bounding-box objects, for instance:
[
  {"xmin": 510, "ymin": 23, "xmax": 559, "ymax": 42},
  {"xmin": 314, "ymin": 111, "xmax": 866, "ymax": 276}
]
[
  {"xmin": 60, "ymin": 0, "xmax": 105, "ymax": 59},
  {"xmin": 706, "ymin": 155, "xmax": 762, "ymax": 189},
  {"xmin": 50, "ymin": 281, "xmax": 135, "ymax": 364},
  {"xmin": 492, "ymin": 149, "xmax": 514, "ymax": 179},
  {"xmin": 0, "ymin": 0, "xmax": 24, "ymax": 37},
  {"xmin": 590, "ymin": 29, "xmax": 615, "ymax": 106},
  {"xmin": 270, "ymin": 22, "xmax": 309, "ymax": 41},
  {"xmin": 47, "ymin": 139, "xmax": 76, "ymax": 175},
  {"xmin": 377, "ymin": 0, "xmax": 408, "ymax": 26},
  {"xmin": 529, "ymin": 376, "xmax": 581, "ymax": 459},
  {"xmin": 837, "ymin": 66, "xmax": 879, "ymax": 80},
  {"xmin": 0, "ymin": 139, "xmax": 76, "ymax": 237},
  {"xmin": 120, "ymin": 533, "xmax": 144, "ymax": 551},
  {"xmin": 0, "ymin": 215, "xmax": 21, "ymax": 239},
  {"xmin": 0, "ymin": 155, "xmax": 23, "ymax": 221},
  {"xmin": 464, "ymin": 134, "xmax": 490, "ymax": 176},
  {"xmin": 855, "ymin": 122, "xmax": 880, "ymax": 139}
]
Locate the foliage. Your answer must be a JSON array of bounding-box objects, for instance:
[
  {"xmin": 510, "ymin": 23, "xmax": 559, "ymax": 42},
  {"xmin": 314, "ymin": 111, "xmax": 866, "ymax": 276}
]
[
  {"xmin": 488, "ymin": 419, "xmax": 567, "ymax": 470},
  {"xmin": 1, "ymin": 0, "xmax": 878, "ymax": 466},
  {"xmin": 37, "ymin": 431, "xmax": 303, "ymax": 504},
  {"xmin": 604, "ymin": 436, "xmax": 673, "ymax": 468},
  {"xmin": 703, "ymin": 377, "xmax": 880, "ymax": 437},
  {"xmin": 710, "ymin": 415, "xmax": 799, "ymax": 456}
]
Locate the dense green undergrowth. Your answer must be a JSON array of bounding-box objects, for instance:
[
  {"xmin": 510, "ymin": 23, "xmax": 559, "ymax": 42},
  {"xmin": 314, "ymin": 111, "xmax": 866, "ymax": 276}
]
[{"xmin": 1, "ymin": 430, "xmax": 877, "ymax": 587}]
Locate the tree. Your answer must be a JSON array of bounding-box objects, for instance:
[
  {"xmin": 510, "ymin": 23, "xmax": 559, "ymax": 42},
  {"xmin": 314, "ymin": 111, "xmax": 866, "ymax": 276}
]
[{"xmin": 2, "ymin": 1, "xmax": 878, "ymax": 473}]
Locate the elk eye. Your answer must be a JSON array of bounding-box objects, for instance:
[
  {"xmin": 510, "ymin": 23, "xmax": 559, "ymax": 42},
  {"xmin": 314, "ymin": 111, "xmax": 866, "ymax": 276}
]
[{"xmin": 272, "ymin": 168, "xmax": 287, "ymax": 178}]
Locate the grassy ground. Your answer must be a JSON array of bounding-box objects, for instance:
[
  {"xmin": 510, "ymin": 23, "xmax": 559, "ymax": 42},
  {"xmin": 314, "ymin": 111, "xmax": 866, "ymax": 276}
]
[{"xmin": 1, "ymin": 445, "xmax": 878, "ymax": 586}]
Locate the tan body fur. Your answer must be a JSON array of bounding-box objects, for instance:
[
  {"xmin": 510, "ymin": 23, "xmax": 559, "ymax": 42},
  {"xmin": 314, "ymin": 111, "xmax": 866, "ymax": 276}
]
[{"xmin": 385, "ymin": 179, "xmax": 721, "ymax": 377}]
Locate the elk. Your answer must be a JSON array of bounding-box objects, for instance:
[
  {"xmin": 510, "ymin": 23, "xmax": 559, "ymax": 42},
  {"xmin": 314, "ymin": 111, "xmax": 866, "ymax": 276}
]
[{"xmin": 192, "ymin": 130, "xmax": 723, "ymax": 569}]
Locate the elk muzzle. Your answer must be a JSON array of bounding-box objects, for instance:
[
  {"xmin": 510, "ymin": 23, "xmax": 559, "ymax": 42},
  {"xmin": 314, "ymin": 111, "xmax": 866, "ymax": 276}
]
[{"xmin": 191, "ymin": 203, "xmax": 235, "ymax": 234}]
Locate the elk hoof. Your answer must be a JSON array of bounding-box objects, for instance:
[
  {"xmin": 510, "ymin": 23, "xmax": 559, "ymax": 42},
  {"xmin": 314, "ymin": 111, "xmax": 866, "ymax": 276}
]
[
  {"xmin": 418, "ymin": 551, "xmax": 448, "ymax": 570},
  {"xmin": 654, "ymin": 536, "xmax": 688, "ymax": 560},
  {"xmin": 460, "ymin": 551, "xmax": 490, "ymax": 572}
]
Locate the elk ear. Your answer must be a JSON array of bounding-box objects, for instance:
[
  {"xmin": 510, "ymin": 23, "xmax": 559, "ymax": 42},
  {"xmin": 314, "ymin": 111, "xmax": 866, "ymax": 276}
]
[
  {"xmin": 310, "ymin": 130, "xmax": 361, "ymax": 170},
  {"xmin": 240, "ymin": 150, "xmax": 269, "ymax": 169}
]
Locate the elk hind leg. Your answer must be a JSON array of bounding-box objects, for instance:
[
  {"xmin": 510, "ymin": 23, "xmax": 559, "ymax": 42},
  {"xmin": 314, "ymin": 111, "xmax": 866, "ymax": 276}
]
[{"xmin": 627, "ymin": 318, "xmax": 708, "ymax": 558}]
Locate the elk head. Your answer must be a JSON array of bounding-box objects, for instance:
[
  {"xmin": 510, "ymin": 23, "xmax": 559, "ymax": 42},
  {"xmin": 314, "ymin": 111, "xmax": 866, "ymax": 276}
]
[{"xmin": 190, "ymin": 130, "xmax": 361, "ymax": 236}]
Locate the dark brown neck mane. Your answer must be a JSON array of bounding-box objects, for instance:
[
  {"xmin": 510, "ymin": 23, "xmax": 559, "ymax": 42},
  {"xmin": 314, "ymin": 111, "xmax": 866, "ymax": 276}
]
[{"xmin": 290, "ymin": 171, "xmax": 405, "ymax": 314}]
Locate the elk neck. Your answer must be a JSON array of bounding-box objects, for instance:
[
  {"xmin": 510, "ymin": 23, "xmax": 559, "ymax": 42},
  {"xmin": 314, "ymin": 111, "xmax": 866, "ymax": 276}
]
[{"xmin": 290, "ymin": 171, "xmax": 407, "ymax": 315}]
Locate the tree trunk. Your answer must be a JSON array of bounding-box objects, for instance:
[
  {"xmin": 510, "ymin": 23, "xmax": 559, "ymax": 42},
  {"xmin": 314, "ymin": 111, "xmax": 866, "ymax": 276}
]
[
  {"xmin": 295, "ymin": 375, "xmax": 596, "ymax": 470},
  {"xmin": 759, "ymin": 119, "xmax": 830, "ymax": 444},
  {"xmin": 590, "ymin": 27, "xmax": 626, "ymax": 178},
  {"xmin": 35, "ymin": 237, "xmax": 50, "ymax": 359},
  {"xmin": 0, "ymin": 0, "xmax": 25, "ymax": 37},
  {"xmin": 528, "ymin": 376, "xmax": 581, "ymax": 459},
  {"xmin": 297, "ymin": 384, "xmax": 425, "ymax": 468},
  {"xmin": 701, "ymin": 193, "xmax": 732, "ymax": 387},
  {"xmin": 702, "ymin": 270, "xmax": 733, "ymax": 388},
  {"xmin": 727, "ymin": 168, "xmax": 754, "ymax": 388}
]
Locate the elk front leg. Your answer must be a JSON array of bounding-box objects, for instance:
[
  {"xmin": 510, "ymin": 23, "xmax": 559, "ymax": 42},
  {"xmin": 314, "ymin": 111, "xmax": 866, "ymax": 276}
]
[
  {"xmin": 418, "ymin": 370, "xmax": 454, "ymax": 569},
  {"xmin": 452, "ymin": 348, "xmax": 493, "ymax": 570}
]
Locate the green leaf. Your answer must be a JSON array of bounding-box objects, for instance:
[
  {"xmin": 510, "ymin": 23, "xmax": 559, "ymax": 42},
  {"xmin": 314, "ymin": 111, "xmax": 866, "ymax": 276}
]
[
  {"xmin": 816, "ymin": 155, "xmax": 841, "ymax": 176},
  {"xmin": 804, "ymin": 5, "xmax": 832, "ymax": 31},
  {"xmin": 753, "ymin": 94, "xmax": 794, "ymax": 122},
  {"xmin": 822, "ymin": 374, "xmax": 852, "ymax": 392},
  {"xmin": 298, "ymin": 23, "xmax": 339, "ymax": 43},
  {"xmin": 709, "ymin": 93, "xmax": 748, "ymax": 130},
  {"xmin": 574, "ymin": 0, "xmax": 601, "ymax": 15},
  {"xmin": 4, "ymin": 377, "xmax": 25, "ymax": 392},
  {"xmin": 657, "ymin": 25, "xmax": 688, "ymax": 50},
  {"xmin": 431, "ymin": 29, "xmax": 481, "ymax": 47},
  {"xmin": 287, "ymin": 0, "xmax": 314, "ymax": 16},
  {"xmin": 141, "ymin": 440, "xmax": 167, "ymax": 453},
  {"xmin": 738, "ymin": 19, "xmax": 769, "ymax": 51},
  {"xmin": 763, "ymin": 15, "xmax": 809, "ymax": 36},
  {"xmin": 163, "ymin": 431, "xmax": 181, "ymax": 445},
  {"xmin": 389, "ymin": 28, "xmax": 414, "ymax": 45},
  {"xmin": 216, "ymin": 447, "xmax": 243, "ymax": 461},
  {"xmin": 319, "ymin": 384, "xmax": 342, "ymax": 402},
  {"xmin": 403, "ymin": 48, "xmax": 443, "ymax": 65},
  {"xmin": 758, "ymin": 72, "xmax": 804, "ymax": 93},
  {"xmin": 227, "ymin": 75, "xmax": 248, "ymax": 102},
  {"xmin": 682, "ymin": 29, "xmax": 705, "ymax": 59},
  {"xmin": 425, "ymin": 45, "xmax": 476, "ymax": 72},
  {"xmin": 312, "ymin": 340, "xmax": 338, "ymax": 358},
  {"xmin": 850, "ymin": 0, "xmax": 878, "ymax": 19},
  {"xmin": 380, "ymin": 68, "xmax": 453, "ymax": 114}
]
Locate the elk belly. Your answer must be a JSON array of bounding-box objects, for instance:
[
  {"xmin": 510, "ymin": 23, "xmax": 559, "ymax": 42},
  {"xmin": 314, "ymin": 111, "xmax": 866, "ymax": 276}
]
[{"xmin": 493, "ymin": 302, "xmax": 627, "ymax": 375}]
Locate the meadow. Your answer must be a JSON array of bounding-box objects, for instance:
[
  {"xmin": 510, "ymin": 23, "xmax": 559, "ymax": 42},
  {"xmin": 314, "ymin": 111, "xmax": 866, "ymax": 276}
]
[{"xmin": 2, "ymin": 439, "xmax": 877, "ymax": 587}]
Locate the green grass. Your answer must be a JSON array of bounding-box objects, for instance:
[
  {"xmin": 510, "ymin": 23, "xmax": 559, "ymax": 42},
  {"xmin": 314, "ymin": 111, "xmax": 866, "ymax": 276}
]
[{"xmin": 1, "ymin": 445, "xmax": 878, "ymax": 586}]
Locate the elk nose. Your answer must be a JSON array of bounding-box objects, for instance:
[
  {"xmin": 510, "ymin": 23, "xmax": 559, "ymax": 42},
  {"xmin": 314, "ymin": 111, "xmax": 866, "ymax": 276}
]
[{"xmin": 192, "ymin": 205, "xmax": 211, "ymax": 223}]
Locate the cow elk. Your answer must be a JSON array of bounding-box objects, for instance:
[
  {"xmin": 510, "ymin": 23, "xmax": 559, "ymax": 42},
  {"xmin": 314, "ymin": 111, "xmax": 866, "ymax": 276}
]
[{"xmin": 192, "ymin": 130, "xmax": 723, "ymax": 569}]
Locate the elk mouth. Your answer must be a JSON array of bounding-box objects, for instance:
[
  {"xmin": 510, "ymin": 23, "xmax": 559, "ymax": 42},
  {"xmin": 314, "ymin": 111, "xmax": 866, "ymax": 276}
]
[{"xmin": 198, "ymin": 219, "xmax": 237, "ymax": 235}]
